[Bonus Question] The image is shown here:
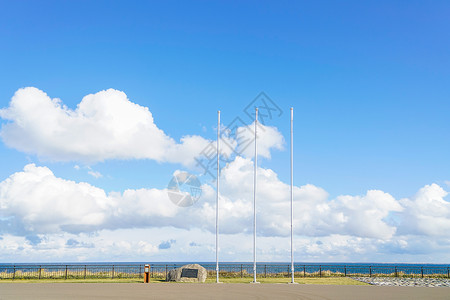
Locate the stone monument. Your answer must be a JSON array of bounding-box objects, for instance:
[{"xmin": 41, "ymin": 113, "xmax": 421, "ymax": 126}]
[{"xmin": 166, "ymin": 264, "xmax": 207, "ymax": 282}]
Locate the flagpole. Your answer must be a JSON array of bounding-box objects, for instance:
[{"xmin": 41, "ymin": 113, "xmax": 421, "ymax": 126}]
[
  {"xmin": 216, "ymin": 110, "xmax": 220, "ymax": 283},
  {"xmin": 290, "ymin": 107, "xmax": 295, "ymax": 284},
  {"xmin": 252, "ymin": 107, "xmax": 259, "ymax": 283}
]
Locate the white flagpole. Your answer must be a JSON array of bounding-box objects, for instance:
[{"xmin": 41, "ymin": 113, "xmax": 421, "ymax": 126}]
[
  {"xmin": 290, "ymin": 107, "xmax": 295, "ymax": 284},
  {"xmin": 216, "ymin": 110, "xmax": 220, "ymax": 283},
  {"xmin": 252, "ymin": 107, "xmax": 259, "ymax": 283}
]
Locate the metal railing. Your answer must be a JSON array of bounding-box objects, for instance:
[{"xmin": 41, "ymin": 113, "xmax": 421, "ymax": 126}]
[
  {"xmin": 1, "ymin": 264, "xmax": 449, "ymax": 280},
  {"xmin": 0, "ymin": 264, "xmax": 143, "ymax": 280}
]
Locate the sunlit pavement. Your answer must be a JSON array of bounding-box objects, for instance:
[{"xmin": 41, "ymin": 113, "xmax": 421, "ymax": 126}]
[{"xmin": 0, "ymin": 283, "xmax": 449, "ymax": 300}]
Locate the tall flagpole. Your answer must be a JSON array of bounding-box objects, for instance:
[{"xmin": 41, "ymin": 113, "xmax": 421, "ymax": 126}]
[
  {"xmin": 252, "ymin": 107, "xmax": 259, "ymax": 283},
  {"xmin": 290, "ymin": 107, "xmax": 295, "ymax": 284},
  {"xmin": 216, "ymin": 110, "xmax": 220, "ymax": 283}
]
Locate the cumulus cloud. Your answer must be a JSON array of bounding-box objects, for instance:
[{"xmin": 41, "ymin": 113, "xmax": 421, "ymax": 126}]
[
  {"xmin": 0, "ymin": 164, "xmax": 186, "ymax": 235},
  {"xmin": 0, "ymin": 164, "xmax": 111, "ymax": 235},
  {"xmin": 0, "ymin": 160, "xmax": 417, "ymax": 242},
  {"xmin": 213, "ymin": 157, "xmax": 402, "ymax": 239},
  {"xmin": 0, "ymin": 87, "xmax": 285, "ymax": 167},
  {"xmin": 0, "ymin": 162, "xmax": 450, "ymax": 262},
  {"xmin": 0, "ymin": 87, "xmax": 211, "ymax": 166},
  {"xmin": 230, "ymin": 121, "xmax": 284, "ymax": 159},
  {"xmin": 398, "ymin": 184, "xmax": 450, "ymax": 236}
]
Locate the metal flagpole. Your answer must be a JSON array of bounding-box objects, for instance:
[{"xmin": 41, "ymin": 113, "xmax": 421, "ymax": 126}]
[
  {"xmin": 216, "ymin": 110, "xmax": 220, "ymax": 283},
  {"xmin": 252, "ymin": 108, "xmax": 259, "ymax": 283},
  {"xmin": 290, "ymin": 107, "xmax": 296, "ymax": 284}
]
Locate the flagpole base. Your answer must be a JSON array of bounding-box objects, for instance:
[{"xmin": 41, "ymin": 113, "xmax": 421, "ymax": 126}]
[{"xmin": 250, "ymin": 281, "xmax": 260, "ymax": 284}]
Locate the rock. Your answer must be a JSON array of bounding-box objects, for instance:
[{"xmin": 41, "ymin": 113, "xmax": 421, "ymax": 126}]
[
  {"xmin": 166, "ymin": 264, "xmax": 207, "ymax": 282},
  {"xmin": 351, "ymin": 277, "xmax": 450, "ymax": 287}
]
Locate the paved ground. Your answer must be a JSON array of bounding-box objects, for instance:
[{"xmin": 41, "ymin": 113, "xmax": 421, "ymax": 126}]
[{"xmin": 1, "ymin": 283, "xmax": 450, "ymax": 300}]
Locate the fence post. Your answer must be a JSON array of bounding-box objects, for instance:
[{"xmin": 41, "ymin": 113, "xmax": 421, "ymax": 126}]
[
  {"xmin": 395, "ymin": 267, "xmax": 398, "ymax": 278},
  {"xmin": 65, "ymin": 265, "xmax": 68, "ymax": 280},
  {"xmin": 84, "ymin": 265, "xmax": 87, "ymax": 279},
  {"xmin": 112, "ymin": 265, "xmax": 115, "ymax": 279},
  {"xmin": 264, "ymin": 265, "xmax": 267, "ymax": 278},
  {"xmin": 39, "ymin": 266, "xmax": 42, "ymax": 280},
  {"xmin": 421, "ymin": 267, "xmax": 423, "ymax": 278},
  {"xmin": 344, "ymin": 266, "xmax": 347, "ymax": 277},
  {"xmin": 165, "ymin": 265, "xmax": 168, "ymax": 279},
  {"xmin": 13, "ymin": 266, "xmax": 15, "ymax": 280},
  {"xmin": 447, "ymin": 267, "xmax": 449, "ymax": 279},
  {"xmin": 303, "ymin": 265, "xmax": 306, "ymax": 277},
  {"xmin": 369, "ymin": 266, "xmax": 372, "ymax": 277},
  {"xmin": 319, "ymin": 265, "xmax": 322, "ymax": 277},
  {"xmin": 241, "ymin": 264, "xmax": 243, "ymax": 278},
  {"xmin": 151, "ymin": 265, "xmax": 153, "ymax": 278}
]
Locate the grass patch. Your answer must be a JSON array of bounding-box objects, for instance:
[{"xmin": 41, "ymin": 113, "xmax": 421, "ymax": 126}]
[
  {"xmin": 1, "ymin": 277, "xmax": 367, "ymax": 285},
  {"xmin": 0, "ymin": 278, "xmax": 143, "ymax": 283},
  {"xmin": 204, "ymin": 277, "xmax": 367, "ymax": 285}
]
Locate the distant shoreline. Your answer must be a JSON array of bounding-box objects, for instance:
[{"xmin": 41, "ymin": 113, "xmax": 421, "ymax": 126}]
[{"xmin": 1, "ymin": 262, "xmax": 449, "ymax": 266}]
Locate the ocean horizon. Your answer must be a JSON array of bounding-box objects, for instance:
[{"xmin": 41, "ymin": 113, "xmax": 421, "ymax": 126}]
[{"xmin": 1, "ymin": 262, "xmax": 449, "ymax": 267}]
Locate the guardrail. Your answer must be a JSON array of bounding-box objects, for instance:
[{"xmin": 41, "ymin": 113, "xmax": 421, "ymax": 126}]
[
  {"xmin": 1, "ymin": 264, "xmax": 449, "ymax": 280},
  {"xmin": 0, "ymin": 264, "xmax": 143, "ymax": 280}
]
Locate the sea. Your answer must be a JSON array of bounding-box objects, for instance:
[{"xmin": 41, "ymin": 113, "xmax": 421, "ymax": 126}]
[{"xmin": 1, "ymin": 262, "xmax": 449, "ymax": 276}]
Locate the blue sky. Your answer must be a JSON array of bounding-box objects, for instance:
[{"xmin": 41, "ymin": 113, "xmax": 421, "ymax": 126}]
[{"xmin": 0, "ymin": 1, "xmax": 449, "ymax": 263}]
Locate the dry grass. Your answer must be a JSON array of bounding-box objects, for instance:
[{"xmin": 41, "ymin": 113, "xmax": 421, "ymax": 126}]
[
  {"xmin": 0, "ymin": 277, "xmax": 367, "ymax": 285},
  {"xmin": 0, "ymin": 269, "xmax": 142, "ymax": 280},
  {"xmin": 203, "ymin": 277, "xmax": 368, "ymax": 285},
  {"xmin": 1, "ymin": 268, "xmax": 447, "ymax": 282}
]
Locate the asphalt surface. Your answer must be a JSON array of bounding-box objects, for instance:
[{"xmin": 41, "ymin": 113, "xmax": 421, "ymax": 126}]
[{"xmin": 1, "ymin": 283, "xmax": 449, "ymax": 300}]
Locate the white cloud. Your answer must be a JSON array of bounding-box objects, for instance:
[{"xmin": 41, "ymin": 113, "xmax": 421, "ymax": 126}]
[
  {"xmin": 0, "ymin": 164, "xmax": 194, "ymax": 235},
  {"xmin": 1, "ymin": 160, "xmax": 449, "ymax": 263},
  {"xmin": 398, "ymin": 184, "xmax": 450, "ymax": 236},
  {"xmin": 73, "ymin": 165, "xmax": 103, "ymax": 178},
  {"xmin": 213, "ymin": 157, "xmax": 402, "ymax": 240},
  {"xmin": 2, "ymin": 88, "xmax": 449, "ymax": 262},
  {"xmin": 0, "ymin": 87, "xmax": 211, "ymax": 166},
  {"xmin": 0, "ymin": 160, "xmax": 402, "ymax": 241},
  {"xmin": 2, "ymin": 228, "xmax": 450, "ymax": 263},
  {"xmin": 86, "ymin": 166, "xmax": 102, "ymax": 178},
  {"xmin": 0, "ymin": 231, "xmax": 159, "ymax": 262},
  {"xmin": 0, "ymin": 87, "xmax": 285, "ymax": 167},
  {"xmin": 325, "ymin": 190, "xmax": 403, "ymax": 239},
  {"xmin": 87, "ymin": 170, "xmax": 102, "ymax": 178},
  {"xmin": 0, "ymin": 164, "xmax": 111, "ymax": 235},
  {"xmin": 222, "ymin": 121, "xmax": 284, "ymax": 159}
]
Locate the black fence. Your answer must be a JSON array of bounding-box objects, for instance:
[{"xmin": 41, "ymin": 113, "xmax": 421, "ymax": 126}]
[
  {"xmin": 0, "ymin": 265, "xmax": 143, "ymax": 280},
  {"xmin": 1, "ymin": 264, "xmax": 449, "ymax": 280}
]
